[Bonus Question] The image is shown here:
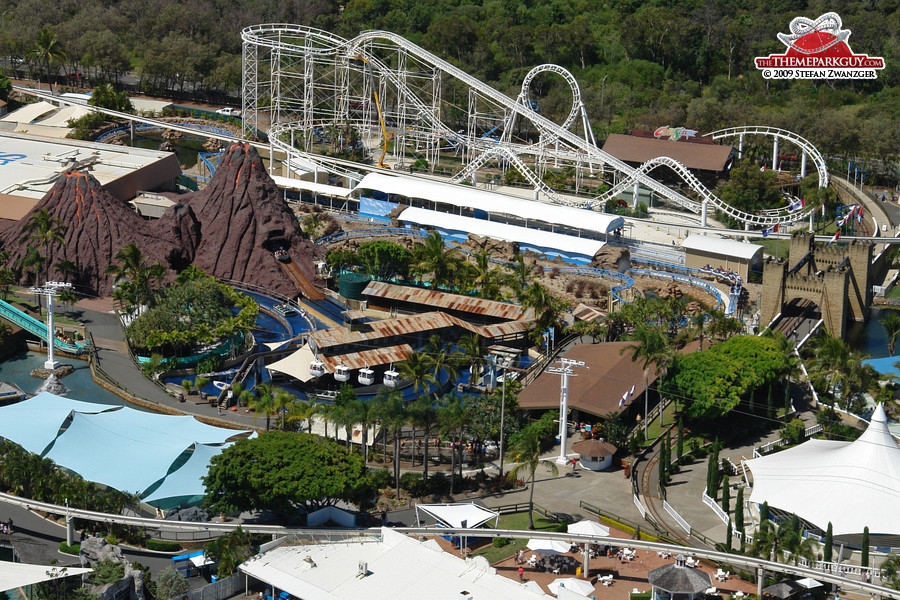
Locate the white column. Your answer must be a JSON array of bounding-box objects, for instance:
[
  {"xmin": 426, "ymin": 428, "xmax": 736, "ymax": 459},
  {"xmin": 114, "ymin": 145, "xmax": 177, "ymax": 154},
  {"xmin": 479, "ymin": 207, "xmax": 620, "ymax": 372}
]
[
  {"xmin": 744, "ymin": 220, "xmax": 750, "ymax": 243},
  {"xmin": 557, "ymin": 371, "xmax": 570, "ymax": 465},
  {"xmin": 633, "ymin": 182, "xmax": 640, "ymax": 209},
  {"xmin": 800, "ymin": 151, "xmax": 807, "ymax": 179},
  {"xmin": 738, "ymin": 134, "xmax": 744, "ymax": 159},
  {"xmin": 701, "ymin": 200, "xmax": 708, "ymax": 227},
  {"xmin": 809, "ymin": 211, "xmax": 815, "ymax": 233},
  {"xmin": 44, "ymin": 292, "xmax": 59, "ymax": 370},
  {"xmin": 772, "ymin": 137, "xmax": 779, "ymax": 171}
]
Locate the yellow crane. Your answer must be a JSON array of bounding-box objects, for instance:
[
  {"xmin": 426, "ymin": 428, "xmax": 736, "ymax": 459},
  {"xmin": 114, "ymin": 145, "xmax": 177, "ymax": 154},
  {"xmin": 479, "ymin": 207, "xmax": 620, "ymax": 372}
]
[{"xmin": 355, "ymin": 55, "xmax": 392, "ymax": 169}]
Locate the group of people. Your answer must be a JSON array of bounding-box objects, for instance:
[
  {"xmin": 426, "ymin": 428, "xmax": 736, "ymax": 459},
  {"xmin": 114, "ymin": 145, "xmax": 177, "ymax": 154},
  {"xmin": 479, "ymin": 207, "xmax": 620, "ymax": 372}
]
[
  {"xmin": 0, "ymin": 519, "xmax": 13, "ymax": 535},
  {"xmin": 54, "ymin": 330, "xmax": 77, "ymax": 346}
]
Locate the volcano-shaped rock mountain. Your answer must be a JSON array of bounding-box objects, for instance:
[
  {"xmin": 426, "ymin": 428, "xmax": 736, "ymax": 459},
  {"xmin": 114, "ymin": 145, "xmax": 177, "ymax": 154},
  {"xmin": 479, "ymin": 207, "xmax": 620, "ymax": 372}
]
[
  {"xmin": 180, "ymin": 143, "xmax": 321, "ymax": 296},
  {"xmin": 1, "ymin": 143, "xmax": 321, "ymax": 298}
]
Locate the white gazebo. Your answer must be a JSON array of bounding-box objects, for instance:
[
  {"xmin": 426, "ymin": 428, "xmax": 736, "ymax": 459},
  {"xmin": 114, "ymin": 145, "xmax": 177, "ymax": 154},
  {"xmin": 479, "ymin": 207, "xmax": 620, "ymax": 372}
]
[{"xmin": 745, "ymin": 403, "xmax": 900, "ymax": 536}]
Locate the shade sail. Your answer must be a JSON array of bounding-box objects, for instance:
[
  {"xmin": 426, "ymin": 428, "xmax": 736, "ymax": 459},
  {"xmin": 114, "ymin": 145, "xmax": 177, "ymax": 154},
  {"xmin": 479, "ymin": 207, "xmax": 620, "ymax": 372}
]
[
  {"xmin": 141, "ymin": 442, "xmax": 231, "ymax": 503},
  {"xmin": 746, "ymin": 403, "xmax": 900, "ymax": 535},
  {"xmin": 69, "ymin": 405, "xmax": 247, "ymax": 446},
  {"xmin": 0, "ymin": 392, "xmax": 119, "ymax": 455},
  {"xmin": 0, "ymin": 563, "xmax": 92, "ymax": 593},
  {"xmin": 267, "ymin": 344, "xmax": 319, "ymax": 382},
  {"xmin": 567, "ymin": 519, "xmax": 610, "ymax": 537},
  {"xmin": 415, "ymin": 503, "xmax": 499, "ymax": 529}
]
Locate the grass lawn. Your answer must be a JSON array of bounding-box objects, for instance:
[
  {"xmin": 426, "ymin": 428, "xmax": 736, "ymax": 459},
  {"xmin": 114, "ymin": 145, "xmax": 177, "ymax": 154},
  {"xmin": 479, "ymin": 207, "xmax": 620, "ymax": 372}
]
[
  {"xmin": 752, "ymin": 238, "xmax": 791, "ymax": 259},
  {"xmin": 470, "ymin": 512, "xmax": 563, "ymax": 564},
  {"xmin": 8, "ymin": 298, "xmax": 81, "ymax": 327},
  {"xmin": 642, "ymin": 401, "xmax": 678, "ymax": 444}
]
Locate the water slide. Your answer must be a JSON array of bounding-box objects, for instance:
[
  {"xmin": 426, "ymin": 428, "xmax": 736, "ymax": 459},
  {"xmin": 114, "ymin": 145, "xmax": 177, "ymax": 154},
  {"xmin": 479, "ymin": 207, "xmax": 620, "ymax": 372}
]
[
  {"xmin": 278, "ymin": 259, "xmax": 325, "ymax": 301},
  {"xmin": 0, "ymin": 299, "xmax": 87, "ymax": 354}
]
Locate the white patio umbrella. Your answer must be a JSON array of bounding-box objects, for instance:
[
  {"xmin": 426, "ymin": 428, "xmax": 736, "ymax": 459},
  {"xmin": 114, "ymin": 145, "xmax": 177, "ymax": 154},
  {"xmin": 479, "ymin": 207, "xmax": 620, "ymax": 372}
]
[
  {"xmin": 527, "ymin": 539, "xmax": 571, "ymax": 555},
  {"xmin": 795, "ymin": 578, "xmax": 824, "ymax": 589},
  {"xmin": 567, "ymin": 519, "xmax": 611, "ymax": 537},
  {"xmin": 548, "ymin": 578, "xmax": 596, "ymax": 596}
]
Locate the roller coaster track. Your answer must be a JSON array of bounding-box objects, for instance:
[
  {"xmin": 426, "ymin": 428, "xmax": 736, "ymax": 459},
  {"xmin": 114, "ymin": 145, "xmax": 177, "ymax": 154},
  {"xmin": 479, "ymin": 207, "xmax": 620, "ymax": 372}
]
[
  {"xmin": 707, "ymin": 126, "xmax": 829, "ymax": 188},
  {"xmin": 0, "ymin": 299, "xmax": 87, "ymax": 354},
  {"xmin": 595, "ymin": 156, "xmax": 818, "ymax": 226},
  {"xmin": 245, "ymin": 25, "xmax": 828, "ymax": 228}
]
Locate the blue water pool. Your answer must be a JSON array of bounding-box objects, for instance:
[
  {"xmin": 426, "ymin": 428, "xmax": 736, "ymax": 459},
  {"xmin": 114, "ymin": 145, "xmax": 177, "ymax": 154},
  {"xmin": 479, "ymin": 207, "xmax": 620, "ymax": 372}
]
[{"xmin": 0, "ymin": 351, "xmax": 130, "ymax": 406}]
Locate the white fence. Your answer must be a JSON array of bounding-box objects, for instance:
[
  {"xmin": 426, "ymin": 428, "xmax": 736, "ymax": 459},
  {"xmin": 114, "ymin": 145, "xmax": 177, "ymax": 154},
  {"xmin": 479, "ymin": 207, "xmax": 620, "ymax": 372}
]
[
  {"xmin": 633, "ymin": 494, "xmax": 647, "ymax": 519},
  {"xmin": 753, "ymin": 424, "xmax": 823, "ymax": 457},
  {"xmin": 701, "ymin": 490, "xmax": 731, "ymax": 526},
  {"xmin": 663, "ymin": 500, "xmax": 691, "ymax": 535}
]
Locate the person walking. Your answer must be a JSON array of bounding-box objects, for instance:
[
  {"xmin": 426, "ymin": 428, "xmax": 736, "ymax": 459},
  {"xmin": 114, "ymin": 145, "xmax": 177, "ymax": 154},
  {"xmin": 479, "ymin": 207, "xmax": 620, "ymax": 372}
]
[{"xmin": 518, "ymin": 566, "xmax": 525, "ymax": 581}]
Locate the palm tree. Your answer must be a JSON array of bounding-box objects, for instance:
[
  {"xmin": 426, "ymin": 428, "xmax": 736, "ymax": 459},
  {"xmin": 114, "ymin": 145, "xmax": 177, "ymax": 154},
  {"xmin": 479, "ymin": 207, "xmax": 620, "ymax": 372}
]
[
  {"xmin": 439, "ymin": 393, "xmax": 470, "ymax": 495},
  {"xmin": 105, "ymin": 243, "xmax": 167, "ymax": 311},
  {"xmin": 506, "ymin": 253, "xmax": 533, "ymax": 298},
  {"xmin": 883, "ymin": 311, "xmax": 900, "ymax": 356},
  {"xmin": 57, "ymin": 288, "xmax": 77, "ymax": 315},
  {"xmin": 456, "ymin": 333, "xmax": 483, "ymax": 386},
  {"xmin": 471, "ymin": 249, "xmax": 502, "ymax": 299},
  {"xmin": 411, "ymin": 396, "xmax": 440, "ymax": 481},
  {"xmin": 29, "ymin": 29, "xmax": 67, "ymax": 93},
  {"xmin": 397, "ymin": 350, "xmax": 437, "ymax": 401},
  {"xmin": 625, "ymin": 324, "xmax": 674, "ymax": 431},
  {"xmin": 22, "ymin": 209, "xmax": 66, "ymax": 284},
  {"xmin": 286, "ymin": 397, "xmax": 321, "ymax": 433},
  {"xmin": 505, "ymin": 413, "xmax": 559, "ymax": 529},
  {"xmin": 411, "ymin": 230, "xmax": 462, "ymax": 290},
  {"xmin": 273, "ymin": 389, "xmax": 296, "ymax": 430},
  {"xmin": 247, "ymin": 383, "xmax": 277, "ymax": 431},
  {"xmin": 375, "ymin": 388, "xmax": 408, "ymax": 500},
  {"xmin": 424, "ymin": 334, "xmax": 461, "ymax": 397},
  {"xmin": 15, "ymin": 246, "xmax": 45, "ymax": 287},
  {"xmin": 880, "ymin": 554, "xmax": 900, "ymax": 590}
]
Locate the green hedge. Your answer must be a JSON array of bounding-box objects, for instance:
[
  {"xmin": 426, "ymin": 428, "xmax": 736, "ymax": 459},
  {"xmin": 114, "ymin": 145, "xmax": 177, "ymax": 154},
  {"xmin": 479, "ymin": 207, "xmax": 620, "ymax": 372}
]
[
  {"xmin": 146, "ymin": 539, "xmax": 182, "ymax": 552},
  {"xmin": 59, "ymin": 541, "xmax": 80, "ymax": 555}
]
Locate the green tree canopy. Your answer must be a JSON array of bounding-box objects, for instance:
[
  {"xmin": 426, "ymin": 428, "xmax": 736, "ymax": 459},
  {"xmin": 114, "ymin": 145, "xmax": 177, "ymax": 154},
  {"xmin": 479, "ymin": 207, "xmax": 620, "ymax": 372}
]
[
  {"xmin": 356, "ymin": 240, "xmax": 412, "ymax": 280},
  {"xmin": 202, "ymin": 431, "xmax": 371, "ymax": 515},
  {"xmin": 665, "ymin": 335, "xmax": 788, "ymax": 420}
]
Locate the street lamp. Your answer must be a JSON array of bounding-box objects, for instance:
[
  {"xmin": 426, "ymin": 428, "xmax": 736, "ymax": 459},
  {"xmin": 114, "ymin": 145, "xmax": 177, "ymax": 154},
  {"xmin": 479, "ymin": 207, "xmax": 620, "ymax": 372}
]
[
  {"xmin": 547, "ymin": 358, "xmax": 588, "ymax": 465},
  {"xmin": 28, "ymin": 281, "xmax": 72, "ymax": 370}
]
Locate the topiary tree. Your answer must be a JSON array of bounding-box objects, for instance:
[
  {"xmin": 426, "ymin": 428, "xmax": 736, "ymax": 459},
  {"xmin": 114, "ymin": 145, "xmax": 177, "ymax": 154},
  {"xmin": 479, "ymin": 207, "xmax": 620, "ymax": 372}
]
[
  {"xmin": 862, "ymin": 525, "xmax": 870, "ymax": 567},
  {"xmin": 824, "ymin": 522, "xmax": 833, "ymax": 562}
]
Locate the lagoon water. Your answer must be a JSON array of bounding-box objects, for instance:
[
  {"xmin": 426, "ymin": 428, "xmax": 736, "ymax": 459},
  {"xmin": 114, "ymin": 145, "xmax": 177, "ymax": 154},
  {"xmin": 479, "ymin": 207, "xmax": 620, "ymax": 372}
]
[{"xmin": 0, "ymin": 351, "xmax": 128, "ymax": 406}]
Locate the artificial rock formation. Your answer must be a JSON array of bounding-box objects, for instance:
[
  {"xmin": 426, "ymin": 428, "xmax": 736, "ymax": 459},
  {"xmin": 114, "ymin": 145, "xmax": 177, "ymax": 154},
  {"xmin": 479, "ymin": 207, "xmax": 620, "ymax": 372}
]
[
  {"xmin": 0, "ymin": 171, "xmax": 201, "ymax": 295},
  {"xmin": 182, "ymin": 143, "xmax": 321, "ymax": 296},
  {"xmin": 1, "ymin": 144, "xmax": 322, "ymax": 298}
]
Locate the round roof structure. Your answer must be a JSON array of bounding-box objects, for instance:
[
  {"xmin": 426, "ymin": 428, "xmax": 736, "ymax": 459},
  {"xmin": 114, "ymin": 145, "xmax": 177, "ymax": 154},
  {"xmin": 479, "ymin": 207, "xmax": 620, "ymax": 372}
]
[
  {"xmin": 648, "ymin": 557, "xmax": 712, "ymax": 594},
  {"xmin": 572, "ymin": 438, "xmax": 617, "ymax": 458}
]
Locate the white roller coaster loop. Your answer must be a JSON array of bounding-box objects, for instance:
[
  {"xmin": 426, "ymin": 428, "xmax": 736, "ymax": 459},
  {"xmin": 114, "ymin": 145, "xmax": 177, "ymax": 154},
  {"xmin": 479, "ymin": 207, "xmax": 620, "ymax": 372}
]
[
  {"xmin": 706, "ymin": 126, "xmax": 829, "ymax": 188},
  {"xmin": 243, "ymin": 24, "xmax": 829, "ymax": 229}
]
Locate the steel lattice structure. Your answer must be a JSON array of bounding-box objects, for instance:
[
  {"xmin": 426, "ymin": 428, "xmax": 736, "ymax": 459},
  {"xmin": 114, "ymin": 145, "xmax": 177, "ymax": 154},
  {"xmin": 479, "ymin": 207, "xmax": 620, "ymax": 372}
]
[{"xmin": 241, "ymin": 24, "xmax": 829, "ymax": 227}]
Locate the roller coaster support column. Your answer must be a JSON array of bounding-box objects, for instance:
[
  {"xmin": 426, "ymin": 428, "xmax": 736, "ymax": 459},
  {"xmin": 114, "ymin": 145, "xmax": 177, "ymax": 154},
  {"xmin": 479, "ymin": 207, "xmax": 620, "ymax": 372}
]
[
  {"xmin": 701, "ymin": 200, "xmax": 708, "ymax": 227},
  {"xmin": 800, "ymin": 151, "xmax": 807, "ymax": 179},
  {"xmin": 738, "ymin": 134, "xmax": 744, "ymax": 159},
  {"xmin": 633, "ymin": 181, "xmax": 640, "ymax": 209},
  {"xmin": 773, "ymin": 137, "xmax": 779, "ymax": 171},
  {"xmin": 757, "ymin": 566, "xmax": 765, "ymax": 597}
]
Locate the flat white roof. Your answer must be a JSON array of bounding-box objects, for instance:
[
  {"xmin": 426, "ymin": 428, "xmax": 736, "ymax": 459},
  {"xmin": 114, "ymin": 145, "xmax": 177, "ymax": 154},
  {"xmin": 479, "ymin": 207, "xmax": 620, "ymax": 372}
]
[
  {"xmin": 239, "ymin": 528, "xmax": 551, "ymax": 600},
  {"xmin": 36, "ymin": 105, "xmax": 91, "ymax": 127},
  {"xmin": 356, "ymin": 172, "xmax": 624, "ymax": 234},
  {"xmin": 399, "ymin": 206, "xmax": 605, "ymax": 259},
  {"xmin": 270, "ymin": 174, "xmax": 354, "ymax": 197},
  {"xmin": 0, "ymin": 563, "xmax": 92, "ymax": 593},
  {"xmin": 0, "ymin": 131, "xmax": 175, "ymax": 200},
  {"xmin": 681, "ymin": 234, "xmax": 762, "ymax": 261}
]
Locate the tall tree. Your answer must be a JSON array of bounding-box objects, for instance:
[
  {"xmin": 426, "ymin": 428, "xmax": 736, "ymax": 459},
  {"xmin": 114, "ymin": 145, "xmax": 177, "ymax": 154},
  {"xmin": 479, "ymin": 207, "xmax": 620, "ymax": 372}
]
[
  {"xmin": 823, "ymin": 522, "xmax": 833, "ymax": 563},
  {"xmin": 883, "ymin": 311, "xmax": 900, "ymax": 356},
  {"xmin": 505, "ymin": 412, "xmax": 558, "ymax": 529},
  {"xmin": 397, "ymin": 350, "xmax": 437, "ymax": 401},
  {"xmin": 862, "ymin": 526, "xmax": 870, "ymax": 568},
  {"xmin": 21, "ymin": 208, "xmax": 66, "ymax": 284},
  {"xmin": 30, "ymin": 29, "xmax": 67, "ymax": 93},
  {"xmin": 105, "ymin": 243, "xmax": 167, "ymax": 311},
  {"xmin": 735, "ymin": 486, "xmax": 745, "ymax": 550},
  {"xmin": 247, "ymin": 383, "xmax": 277, "ymax": 432},
  {"xmin": 411, "ymin": 396, "xmax": 439, "ymax": 481},
  {"xmin": 439, "ymin": 393, "xmax": 470, "ymax": 494},
  {"xmin": 374, "ymin": 388, "xmax": 408, "ymax": 500}
]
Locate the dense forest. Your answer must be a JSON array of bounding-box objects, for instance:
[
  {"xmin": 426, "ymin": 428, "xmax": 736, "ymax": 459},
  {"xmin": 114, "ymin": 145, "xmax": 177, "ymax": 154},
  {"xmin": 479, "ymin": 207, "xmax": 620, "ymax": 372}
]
[{"xmin": 2, "ymin": 0, "xmax": 900, "ymax": 183}]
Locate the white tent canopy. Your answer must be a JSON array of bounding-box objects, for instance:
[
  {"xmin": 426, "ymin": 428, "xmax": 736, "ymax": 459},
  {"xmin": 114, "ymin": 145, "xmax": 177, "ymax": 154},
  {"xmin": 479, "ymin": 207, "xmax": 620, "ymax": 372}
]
[
  {"xmin": 267, "ymin": 344, "xmax": 319, "ymax": 382},
  {"xmin": 548, "ymin": 578, "xmax": 596, "ymax": 597},
  {"xmin": 567, "ymin": 519, "xmax": 611, "ymax": 537},
  {"xmin": 681, "ymin": 234, "xmax": 762, "ymax": 261},
  {"xmin": 527, "ymin": 539, "xmax": 571, "ymax": 555},
  {"xmin": 415, "ymin": 502, "xmax": 500, "ymax": 529},
  {"xmin": 0, "ymin": 563, "xmax": 92, "ymax": 593},
  {"xmin": 746, "ymin": 403, "xmax": 900, "ymax": 535}
]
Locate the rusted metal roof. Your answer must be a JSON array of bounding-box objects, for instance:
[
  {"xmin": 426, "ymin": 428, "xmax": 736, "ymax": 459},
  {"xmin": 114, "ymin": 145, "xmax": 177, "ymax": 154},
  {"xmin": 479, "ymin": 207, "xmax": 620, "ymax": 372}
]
[
  {"xmin": 603, "ymin": 133, "xmax": 733, "ymax": 172},
  {"xmin": 341, "ymin": 309, "xmax": 368, "ymax": 321},
  {"xmin": 573, "ymin": 303, "xmax": 605, "ymax": 322},
  {"xmin": 363, "ymin": 281, "xmax": 525, "ymax": 321},
  {"xmin": 320, "ymin": 344, "xmax": 412, "ymax": 371}
]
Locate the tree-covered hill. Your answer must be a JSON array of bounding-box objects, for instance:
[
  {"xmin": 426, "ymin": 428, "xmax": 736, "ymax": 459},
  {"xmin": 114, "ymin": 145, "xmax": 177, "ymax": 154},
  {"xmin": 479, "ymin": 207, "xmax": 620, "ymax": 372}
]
[{"xmin": 2, "ymin": 0, "xmax": 899, "ymax": 182}]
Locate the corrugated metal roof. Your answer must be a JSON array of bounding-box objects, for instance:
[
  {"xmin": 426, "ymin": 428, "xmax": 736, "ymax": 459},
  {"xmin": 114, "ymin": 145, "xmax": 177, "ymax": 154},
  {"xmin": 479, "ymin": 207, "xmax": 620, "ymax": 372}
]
[
  {"xmin": 573, "ymin": 303, "xmax": 605, "ymax": 322},
  {"xmin": 320, "ymin": 344, "xmax": 413, "ymax": 371},
  {"xmin": 681, "ymin": 234, "xmax": 762, "ymax": 260},
  {"xmin": 363, "ymin": 281, "xmax": 524, "ymax": 321},
  {"xmin": 602, "ymin": 133, "xmax": 733, "ymax": 171}
]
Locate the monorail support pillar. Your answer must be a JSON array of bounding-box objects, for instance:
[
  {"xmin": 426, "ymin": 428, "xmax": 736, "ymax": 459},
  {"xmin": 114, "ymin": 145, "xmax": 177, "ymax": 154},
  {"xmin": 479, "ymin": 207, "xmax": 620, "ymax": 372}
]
[
  {"xmin": 773, "ymin": 137, "xmax": 779, "ymax": 171},
  {"xmin": 800, "ymin": 151, "xmax": 807, "ymax": 179},
  {"xmin": 701, "ymin": 200, "xmax": 708, "ymax": 228},
  {"xmin": 738, "ymin": 134, "xmax": 744, "ymax": 159},
  {"xmin": 633, "ymin": 182, "xmax": 640, "ymax": 209}
]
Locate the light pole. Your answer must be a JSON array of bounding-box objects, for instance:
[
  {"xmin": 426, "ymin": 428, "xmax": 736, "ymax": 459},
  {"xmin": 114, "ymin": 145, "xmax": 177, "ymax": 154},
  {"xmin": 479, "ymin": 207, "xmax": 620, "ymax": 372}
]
[
  {"xmin": 28, "ymin": 281, "xmax": 72, "ymax": 370},
  {"xmin": 547, "ymin": 358, "xmax": 587, "ymax": 465}
]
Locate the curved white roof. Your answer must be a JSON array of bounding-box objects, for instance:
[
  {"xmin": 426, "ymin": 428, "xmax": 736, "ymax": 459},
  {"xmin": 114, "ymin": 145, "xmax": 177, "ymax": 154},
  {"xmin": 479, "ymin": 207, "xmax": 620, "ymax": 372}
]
[
  {"xmin": 356, "ymin": 172, "xmax": 624, "ymax": 233},
  {"xmin": 398, "ymin": 206, "xmax": 605, "ymax": 260},
  {"xmin": 746, "ymin": 404, "xmax": 900, "ymax": 535},
  {"xmin": 681, "ymin": 234, "xmax": 762, "ymax": 261}
]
